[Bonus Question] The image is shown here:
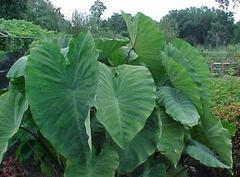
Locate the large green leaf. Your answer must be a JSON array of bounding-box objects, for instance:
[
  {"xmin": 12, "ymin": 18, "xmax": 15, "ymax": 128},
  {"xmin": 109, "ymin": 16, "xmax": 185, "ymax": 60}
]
[
  {"xmin": 157, "ymin": 86, "xmax": 199, "ymax": 127},
  {"xmin": 7, "ymin": 56, "xmax": 28, "ymax": 78},
  {"xmin": 0, "ymin": 90, "xmax": 28, "ymax": 162},
  {"xmin": 161, "ymin": 52, "xmax": 202, "ymax": 112},
  {"xmin": 165, "ymin": 39, "xmax": 210, "ymax": 112},
  {"xmin": 123, "ymin": 12, "xmax": 166, "ymax": 81},
  {"xmin": 96, "ymin": 63, "xmax": 156, "ymax": 149},
  {"xmin": 157, "ymin": 109, "xmax": 184, "ymax": 167},
  {"xmin": 118, "ymin": 110, "xmax": 162, "ymax": 174},
  {"xmin": 185, "ymin": 140, "xmax": 229, "ymax": 168},
  {"xmin": 95, "ymin": 38, "xmax": 128, "ymax": 62},
  {"xmin": 166, "ymin": 39, "xmax": 209, "ymax": 90},
  {"xmin": 64, "ymin": 145, "xmax": 119, "ymax": 177},
  {"xmin": 167, "ymin": 39, "xmax": 232, "ymax": 168},
  {"xmin": 25, "ymin": 32, "xmax": 98, "ymax": 161}
]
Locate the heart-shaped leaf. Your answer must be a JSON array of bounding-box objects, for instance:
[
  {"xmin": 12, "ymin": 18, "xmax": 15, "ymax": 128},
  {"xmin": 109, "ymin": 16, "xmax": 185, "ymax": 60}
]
[
  {"xmin": 96, "ymin": 63, "xmax": 156, "ymax": 149},
  {"xmin": 25, "ymin": 32, "xmax": 98, "ymax": 161}
]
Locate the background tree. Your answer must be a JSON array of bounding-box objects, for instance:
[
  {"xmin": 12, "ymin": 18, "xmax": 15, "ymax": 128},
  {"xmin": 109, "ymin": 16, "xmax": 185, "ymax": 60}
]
[
  {"xmin": 70, "ymin": 10, "xmax": 90, "ymax": 34},
  {"xmin": 0, "ymin": 0, "xmax": 28, "ymax": 19},
  {"xmin": 216, "ymin": 0, "xmax": 240, "ymax": 8},
  {"xmin": 159, "ymin": 16, "xmax": 179, "ymax": 40},
  {"xmin": 89, "ymin": 0, "xmax": 107, "ymax": 23},
  {"xmin": 27, "ymin": 0, "xmax": 70, "ymax": 32},
  {"xmin": 105, "ymin": 13, "xmax": 127, "ymax": 34},
  {"xmin": 233, "ymin": 22, "xmax": 240, "ymax": 43},
  {"xmin": 162, "ymin": 7, "xmax": 235, "ymax": 47}
]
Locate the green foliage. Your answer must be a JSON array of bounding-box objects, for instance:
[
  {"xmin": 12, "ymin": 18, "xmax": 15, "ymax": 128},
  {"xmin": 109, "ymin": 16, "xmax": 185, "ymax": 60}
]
[
  {"xmin": 0, "ymin": 18, "xmax": 49, "ymax": 54},
  {"xmin": 25, "ymin": 32, "xmax": 98, "ymax": 161},
  {"xmin": 0, "ymin": 18, "xmax": 48, "ymax": 37},
  {"xmin": 105, "ymin": 13, "xmax": 127, "ymax": 34},
  {"xmin": 211, "ymin": 77, "xmax": 240, "ymax": 122},
  {"xmin": 0, "ymin": 13, "xmax": 233, "ymax": 176},
  {"xmin": 0, "ymin": 0, "xmax": 28, "ymax": 20},
  {"xmin": 89, "ymin": 0, "xmax": 107, "ymax": 21},
  {"xmin": 117, "ymin": 110, "xmax": 161, "ymax": 174},
  {"xmin": 233, "ymin": 22, "xmax": 240, "ymax": 44},
  {"xmin": 162, "ymin": 7, "xmax": 235, "ymax": 47},
  {"xmin": 27, "ymin": 0, "xmax": 70, "ymax": 32},
  {"xmin": 96, "ymin": 63, "xmax": 156, "ymax": 149}
]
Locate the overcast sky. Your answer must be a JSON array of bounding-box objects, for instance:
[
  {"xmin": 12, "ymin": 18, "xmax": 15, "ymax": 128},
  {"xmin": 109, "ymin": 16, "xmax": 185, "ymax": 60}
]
[{"xmin": 50, "ymin": 0, "xmax": 240, "ymax": 22}]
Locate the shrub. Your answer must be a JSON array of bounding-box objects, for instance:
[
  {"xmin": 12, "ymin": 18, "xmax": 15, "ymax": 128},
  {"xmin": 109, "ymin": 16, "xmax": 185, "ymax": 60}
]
[
  {"xmin": 0, "ymin": 18, "xmax": 49, "ymax": 53},
  {"xmin": 0, "ymin": 13, "xmax": 233, "ymax": 177}
]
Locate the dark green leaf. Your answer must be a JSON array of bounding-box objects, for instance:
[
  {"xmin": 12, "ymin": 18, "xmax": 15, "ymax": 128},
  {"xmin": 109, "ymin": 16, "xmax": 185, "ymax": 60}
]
[
  {"xmin": 157, "ymin": 109, "xmax": 184, "ymax": 167},
  {"xmin": 118, "ymin": 110, "xmax": 162, "ymax": 174}
]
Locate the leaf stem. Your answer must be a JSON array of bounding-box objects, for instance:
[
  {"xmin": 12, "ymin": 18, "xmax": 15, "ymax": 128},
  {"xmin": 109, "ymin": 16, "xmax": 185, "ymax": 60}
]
[
  {"xmin": 124, "ymin": 47, "xmax": 134, "ymax": 64},
  {"xmin": 19, "ymin": 126, "xmax": 64, "ymax": 175},
  {"xmin": 173, "ymin": 166, "xmax": 188, "ymax": 177}
]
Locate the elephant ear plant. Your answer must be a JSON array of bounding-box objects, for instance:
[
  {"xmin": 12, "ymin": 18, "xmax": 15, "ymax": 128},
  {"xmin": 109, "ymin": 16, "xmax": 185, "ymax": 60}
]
[{"xmin": 0, "ymin": 13, "xmax": 233, "ymax": 176}]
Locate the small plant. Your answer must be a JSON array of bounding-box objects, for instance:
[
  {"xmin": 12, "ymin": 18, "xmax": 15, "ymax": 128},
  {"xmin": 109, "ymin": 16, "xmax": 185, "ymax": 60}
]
[{"xmin": 0, "ymin": 13, "xmax": 233, "ymax": 176}]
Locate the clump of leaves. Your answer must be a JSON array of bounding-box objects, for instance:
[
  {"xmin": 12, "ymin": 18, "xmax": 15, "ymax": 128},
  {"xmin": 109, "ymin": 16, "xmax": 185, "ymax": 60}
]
[
  {"xmin": 0, "ymin": 19, "xmax": 48, "ymax": 37},
  {"xmin": 0, "ymin": 13, "xmax": 233, "ymax": 177}
]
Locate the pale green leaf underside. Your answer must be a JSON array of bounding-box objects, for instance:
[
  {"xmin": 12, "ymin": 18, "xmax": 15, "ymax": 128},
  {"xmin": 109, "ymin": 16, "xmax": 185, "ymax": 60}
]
[
  {"xmin": 96, "ymin": 63, "xmax": 156, "ymax": 149},
  {"xmin": 0, "ymin": 90, "xmax": 28, "ymax": 162},
  {"xmin": 25, "ymin": 32, "xmax": 98, "ymax": 160},
  {"xmin": 157, "ymin": 86, "xmax": 200, "ymax": 127},
  {"xmin": 64, "ymin": 145, "xmax": 119, "ymax": 177},
  {"xmin": 185, "ymin": 140, "xmax": 230, "ymax": 169},
  {"xmin": 157, "ymin": 109, "xmax": 184, "ymax": 167},
  {"xmin": 118, "ymin": 110, "xmax": 162, "ymax": 174},
  {"xmin": 7, "ymin": 56, "xmax": 28, "ymax": 78}
]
